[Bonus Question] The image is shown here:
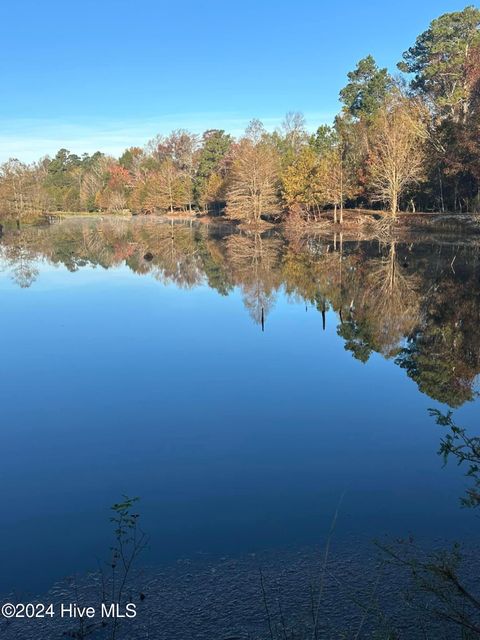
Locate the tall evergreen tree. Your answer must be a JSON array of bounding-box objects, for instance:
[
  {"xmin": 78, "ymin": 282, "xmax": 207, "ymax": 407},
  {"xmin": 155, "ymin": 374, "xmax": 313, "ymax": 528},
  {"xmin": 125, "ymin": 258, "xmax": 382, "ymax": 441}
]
[{"xmin": 340, "ymin": 55, "xmax": 393, "ymax": 120}]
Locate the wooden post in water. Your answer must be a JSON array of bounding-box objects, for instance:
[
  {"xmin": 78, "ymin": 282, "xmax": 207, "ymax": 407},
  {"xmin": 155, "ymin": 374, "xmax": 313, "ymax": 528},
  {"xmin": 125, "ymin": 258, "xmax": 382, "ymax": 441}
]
[{"xmin": 261, "ymin": 307, "xmax": 265, "ymax": 332}]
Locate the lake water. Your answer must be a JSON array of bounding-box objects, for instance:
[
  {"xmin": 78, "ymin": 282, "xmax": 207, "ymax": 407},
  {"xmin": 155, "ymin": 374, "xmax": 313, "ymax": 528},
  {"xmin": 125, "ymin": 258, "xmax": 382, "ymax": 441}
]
[{"xmin": 0, "ymin": 217, "xmax": 478, "ymax": 598}]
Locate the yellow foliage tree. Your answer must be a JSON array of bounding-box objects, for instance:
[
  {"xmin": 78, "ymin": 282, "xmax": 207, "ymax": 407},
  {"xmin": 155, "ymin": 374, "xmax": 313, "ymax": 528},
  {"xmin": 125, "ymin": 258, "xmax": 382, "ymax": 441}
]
[{"xmin": 282, "ymin": 147, "xmax": 324, "ymax": 214}]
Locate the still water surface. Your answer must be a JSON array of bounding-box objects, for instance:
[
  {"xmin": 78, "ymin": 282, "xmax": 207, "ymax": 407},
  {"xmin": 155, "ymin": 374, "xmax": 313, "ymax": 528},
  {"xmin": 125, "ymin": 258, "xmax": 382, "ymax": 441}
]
[{"xmin": 0, "ymin": 218, "xmax": 478, "ymax": 596}]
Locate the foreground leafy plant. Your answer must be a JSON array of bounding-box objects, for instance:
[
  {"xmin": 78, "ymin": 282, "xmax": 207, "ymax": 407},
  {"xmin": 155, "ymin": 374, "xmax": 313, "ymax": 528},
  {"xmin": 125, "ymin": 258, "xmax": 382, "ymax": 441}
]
[
  {"xmin": 64, "ymin": 496, "xmax": 148, "ymax": 640},
  {"xmin": 429, "ymin": 409, "xmax": 480, "ymax": 508},
  {"xmin": 377, "ymin": 539, "xmax": 480, "ymax": 638}
]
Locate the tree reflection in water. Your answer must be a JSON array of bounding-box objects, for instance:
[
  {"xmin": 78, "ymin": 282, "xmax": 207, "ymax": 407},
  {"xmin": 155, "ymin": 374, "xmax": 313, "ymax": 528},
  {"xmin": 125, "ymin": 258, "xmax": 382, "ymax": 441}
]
[{"xmin": 1, "ymin": 217, "xmax": 479, "ymax": 409}]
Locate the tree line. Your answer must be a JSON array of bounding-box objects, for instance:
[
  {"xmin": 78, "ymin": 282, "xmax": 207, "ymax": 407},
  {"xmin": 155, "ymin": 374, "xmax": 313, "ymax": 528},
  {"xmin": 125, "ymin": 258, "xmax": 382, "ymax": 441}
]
[{"xmin": 1, "ymin": 6, "xmax": 479, "ymax": 224}]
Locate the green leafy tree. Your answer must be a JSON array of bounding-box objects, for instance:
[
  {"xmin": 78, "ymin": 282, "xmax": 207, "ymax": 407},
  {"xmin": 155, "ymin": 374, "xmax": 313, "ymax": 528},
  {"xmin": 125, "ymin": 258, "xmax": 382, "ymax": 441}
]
[
  {"xmin": 44, "ymin": 149, "xmax": 84, "ymax": 211},
  {"xmin": 340, "ymin": 55, "xmax": 393, "ymax": 120},
  {"xmin": 399, "ymin": 8, "xmax": 480, "ymax": 212},
  {"xmin": 398, "ymin": 5, "xmax": 480, "ymax": 122},
  {"xmin": 337, "ymin": 319, "xmax": 373, "ymax": 363},
  {"xmin": 193, "ymin": 129, "xmax": 232, "ymax": 210},
  {"xmin": 309, "ymin": 125, "xmax": 338, "ymax": 156}
]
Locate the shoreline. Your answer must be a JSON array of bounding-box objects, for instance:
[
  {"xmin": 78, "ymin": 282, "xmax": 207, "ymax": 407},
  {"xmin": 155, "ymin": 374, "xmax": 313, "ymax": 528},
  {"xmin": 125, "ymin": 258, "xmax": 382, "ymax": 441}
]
[
  {"xmin": 3, "ymin": 210, "xmax": 478, "ymax": 245},
  {"xmin": 2, "ymin": 208, "xmax": 480, "ymax": 231},
  {"xmin": 1, "ymin": 537, "xmax": 479, "ymax": 639}
]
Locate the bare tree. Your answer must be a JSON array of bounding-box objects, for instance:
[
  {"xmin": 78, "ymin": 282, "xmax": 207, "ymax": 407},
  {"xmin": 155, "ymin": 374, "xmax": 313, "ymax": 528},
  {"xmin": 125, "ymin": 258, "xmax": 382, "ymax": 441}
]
[
  {"xmin": 280, "ymin": 111, "xmax": 309, "ymax": 156},
  {"xmin": 143, "ymin": 160, "xmax": 191, "ymax": 213},
  {"xmin": 226, "ymin": 122, "xmax": 280, "ymax": 224},
  {"xmin": 368, "ymin": 93, "xmax": 428, "ymax": 215},
  {"xmin": 146, "ymin": 130, "xmax": 198, "ymax": 211},
  {"xmin": 0, "ymin": 158, "xmax": 51, "ymax": 223}
]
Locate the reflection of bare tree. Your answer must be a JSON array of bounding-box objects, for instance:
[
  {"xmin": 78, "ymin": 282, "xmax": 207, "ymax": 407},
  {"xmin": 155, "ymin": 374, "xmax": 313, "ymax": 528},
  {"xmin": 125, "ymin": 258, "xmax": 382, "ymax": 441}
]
[
  {"xmin": 147, "ymin": 223, "xmax": 203, "ymax": 288},
  {"xmin": 10, "ymin": 248, "xmax": 39, "ymax": 288},
  {"xmin": 80, "ymin": 223, "xmax": 116, "ymax": 268},
  {"xmin": 0, "ymin": 234, "xmax": 39, "ymax": 288},
  {"xmin": 281, "ymin": 231, "xmax": 424, "ymax": 360},
  {"xmin": 226, "ymin": 232, "xmax": 282, "ymax": 326},
  {"xmin": 361, "ymin": 242, "xmax": 421, "ymax": 356}
]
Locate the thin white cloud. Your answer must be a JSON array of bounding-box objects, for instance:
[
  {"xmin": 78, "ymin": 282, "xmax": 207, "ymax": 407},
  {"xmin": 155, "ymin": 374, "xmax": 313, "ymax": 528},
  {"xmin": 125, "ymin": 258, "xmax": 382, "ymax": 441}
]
[{"xmin": 0, "ymin": 111, "xmax": 336, "ymax": 163}]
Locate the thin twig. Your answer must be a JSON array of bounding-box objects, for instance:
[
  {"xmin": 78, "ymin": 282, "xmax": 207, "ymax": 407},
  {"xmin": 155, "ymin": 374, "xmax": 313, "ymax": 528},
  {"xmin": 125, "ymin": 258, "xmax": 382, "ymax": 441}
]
[
  {"xmin": 312, "ymin": 490, "xmax": 346, "ymax": 639},
  {"xmin": 259, "ymin": 567, "xmax": 275, "ymax": 640}
]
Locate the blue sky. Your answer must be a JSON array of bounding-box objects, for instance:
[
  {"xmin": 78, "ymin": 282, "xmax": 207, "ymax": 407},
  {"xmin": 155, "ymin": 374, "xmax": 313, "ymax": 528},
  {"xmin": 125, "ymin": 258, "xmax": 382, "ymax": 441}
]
[{"xmin": 0, "ymin": 0, "xmax": 472, "ymax": 162}]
